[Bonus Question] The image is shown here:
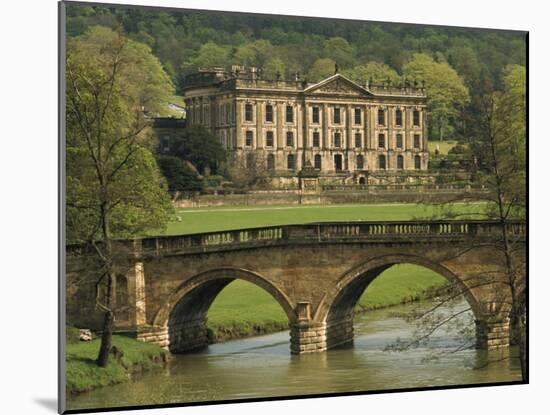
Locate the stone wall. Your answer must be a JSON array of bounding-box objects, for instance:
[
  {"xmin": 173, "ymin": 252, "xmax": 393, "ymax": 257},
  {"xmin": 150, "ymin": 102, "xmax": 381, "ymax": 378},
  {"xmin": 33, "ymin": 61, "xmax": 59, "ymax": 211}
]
[{"xmin": 174, "ymin": 188, "xmax": 488, "ymax": 208}]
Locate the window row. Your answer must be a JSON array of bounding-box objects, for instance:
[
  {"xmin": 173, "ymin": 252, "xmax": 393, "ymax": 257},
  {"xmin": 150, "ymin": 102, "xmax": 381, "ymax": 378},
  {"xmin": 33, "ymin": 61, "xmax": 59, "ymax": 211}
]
[
  {"xmin": 243, "ymin": 104, "xmax": 421, "ymax": 127},
  {"xmin": 245, "ymin": 131, "xmax": 295, "ymax": 147},
  {"xmin": 245, "ymin": 103, "xmax": 295, "ymax": 123},
  {"xmin": 378, "ymin": 154, "xmax": 422, "ymax": 170},
  {"xmin": 250, "ymin": 153, "xmax": 421, "ymax": 171},
  {"xmin": 244, "ymin": 130, "xmax": 422, "ymax": 149},
  {"xmin": 378, "ymin": 133, "xmax": 422, "ymax": 149}
]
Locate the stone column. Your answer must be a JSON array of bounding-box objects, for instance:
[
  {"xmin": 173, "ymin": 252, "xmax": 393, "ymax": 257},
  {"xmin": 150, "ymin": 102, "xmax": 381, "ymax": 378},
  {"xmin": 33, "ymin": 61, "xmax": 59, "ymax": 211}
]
[
  {"xmin": 322, "ymin": 103, "xmax": 329, "ymax": 149},
  {"xmin": 235, "ymin": 100, "xmax": 243, "ymax": 149},
  {"xmin": 277, "ymin": 102, "xmax": 283, "ymax": 149},
  {"xmin": 364, "ymin": 104, "xmax": 369, "ymax": 151},
  {"xmin": 126, "ymin": 261, "xmax": 146, "ymax": 327},
  {"xmin": 256, "ymin": 102, "xmax": 263, "ymax": 149}
]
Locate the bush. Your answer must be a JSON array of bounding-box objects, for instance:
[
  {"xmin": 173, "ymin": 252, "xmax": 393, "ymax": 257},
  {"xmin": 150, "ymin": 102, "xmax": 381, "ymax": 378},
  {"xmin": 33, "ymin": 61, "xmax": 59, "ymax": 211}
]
[
  {"xmin": 203, "ymin": 175, "xmax": 224, "ymax": 188},
  {"xmin": 157, "ymin": 156, "xmax": 203, "ymax": 192},
  {"xmin": 448, "ymin": 144, "xmax": 467, "ymax": 154}
]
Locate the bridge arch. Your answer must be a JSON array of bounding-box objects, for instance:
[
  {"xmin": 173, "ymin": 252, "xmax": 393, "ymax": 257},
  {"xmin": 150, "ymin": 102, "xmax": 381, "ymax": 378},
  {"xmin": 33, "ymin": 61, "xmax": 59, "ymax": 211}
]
[
  {"xmin": 153, "ymin": 267, "xmax": 296, "ymax": 353},
  {"xmin": 313, "ymin": 254, "xmax": 483, "ymax": 350}
]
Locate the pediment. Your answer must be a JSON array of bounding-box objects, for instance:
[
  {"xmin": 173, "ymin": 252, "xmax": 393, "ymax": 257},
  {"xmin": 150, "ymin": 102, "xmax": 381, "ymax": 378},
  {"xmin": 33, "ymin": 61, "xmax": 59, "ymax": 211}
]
[{"xmin": 304, "ymin": 74, "xmax": 372, "ymax": 96}]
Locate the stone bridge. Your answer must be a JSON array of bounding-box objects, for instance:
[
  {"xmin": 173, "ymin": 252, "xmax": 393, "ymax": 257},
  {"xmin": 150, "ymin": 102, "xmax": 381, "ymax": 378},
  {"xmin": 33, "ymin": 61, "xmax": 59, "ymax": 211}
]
[{"xmin": 66, "ymin": 220, "xmax": 526, "ymax": 354}]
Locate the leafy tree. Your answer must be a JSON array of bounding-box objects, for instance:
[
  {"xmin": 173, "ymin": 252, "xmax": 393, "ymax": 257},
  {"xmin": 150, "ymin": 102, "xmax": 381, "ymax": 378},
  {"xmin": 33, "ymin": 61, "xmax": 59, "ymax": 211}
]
[
  {"xmin": 323, "ymin": 37, "xmax": 356, "ymax": 69},
  {"xmin": 157, "ymin": 156, "xmax": 203, "ymax": 192},
  {"xmin": 308, "ymin": 58, "xmax": 336, "ymax": 82},
  {"xmin": 227, "ymin": 151, "xmax": 269, "ymax": 189},
  {"xmin": 168, "ymin": 125, "xmax": 227, "ymax": 175},
  {"xmin": 233, "ymin": 39, "xmax": 276, "ymax": 69},
  {"xmin": 181, "ymin": 41, "xmax": 230, "ymax": 73},
  {"xmin": 263, "ymin": 57, "xmax": 286, "ymax": 79},
  {"xmin": 342, "ymin": 62, "xmax": 401, "ymax": 85},
  {"xmin": 402, "ymin": 53, "xmax": 470, "ymax": 141},
  {"xmin": 66, "ymin": 26, "xmax": 174, "ymax": 367}
]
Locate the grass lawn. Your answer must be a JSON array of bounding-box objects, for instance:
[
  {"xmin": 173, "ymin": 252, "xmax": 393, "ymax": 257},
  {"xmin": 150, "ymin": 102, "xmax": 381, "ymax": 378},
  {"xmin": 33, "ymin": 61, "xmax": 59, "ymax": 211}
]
[
  {"xmin": 161, "ymin": 202, "xmax": 483, "ymax": 236},
  {"xmin": 207, "ymin": 264, "xmax": 447, "ymax": 340},
  {"xmin": 66, "ymin": 334, "xmax": 167, "ymax": 394},
  {"xmin": 427, "ymin": 140, "xmax": 458, "ymax": 155}
]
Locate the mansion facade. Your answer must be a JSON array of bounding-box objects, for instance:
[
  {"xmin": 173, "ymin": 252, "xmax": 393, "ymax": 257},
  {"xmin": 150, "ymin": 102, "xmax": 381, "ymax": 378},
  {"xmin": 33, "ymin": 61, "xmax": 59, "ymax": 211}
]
[{"xmin": 182, "ymin": 67, "xmax": 429, "ymax": 178}]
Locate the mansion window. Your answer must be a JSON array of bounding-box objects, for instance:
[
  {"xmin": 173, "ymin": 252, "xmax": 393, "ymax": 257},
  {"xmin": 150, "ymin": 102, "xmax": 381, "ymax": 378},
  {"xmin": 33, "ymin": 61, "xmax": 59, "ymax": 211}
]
[
  {"xmin": 312, "ymin": 107, "xmax": 320, "ymax": 123},
  {"xmin": 333, "ymin": 108, "xmax": 341, "ymax": 124},
  {"xmin": 379, "ymin": 154, "xmax": 387, "ymax": 170},
  {"xmin": 286, "ymin": 105, "xmax": 294, "ymax": 123},
  {"xmin": 397, "ymin": 155, "xmax": 404, "ymax": 170},
  {"xmin": 287, "ymin": 154, "xmax": 295, "ymax": 170},
  {"xmin": 286, "ymin": 131, "xmax": 294, "ymax": 147},
  {"xmin": 355, "ymin": 133, "xmax": 362, "ymax": 148},
  {"xmin": 313, "ymin": 131, "xmax": 320, "ymax": 147},
  {"xmin": 378, "ymin": 133, "xmax": 385, "ymax": 149},
  {"xmin": 413, "ymin": 110, "xmax": 420, "ymax": 126},
  {"xmin": 356, "ymin": 154, "xmax": 364, "ymax": 170},
  {"xmin": 414, "ymin": 134, "xmax": 421, "ymax": 149},
  {"xmin": 354, "ymin": 108, "xmax": 362, "ymax": 125},
  {"xmin": 245, "ymin": 103, "xmax": 253, "ymax": 121},
  {"xmin": 266, "ymin": 131, "xmax": 274, "ymax": 147},
  {"xmin": 245, "ymin": 131, "xmax": 253, "ymax": 147},
  {"xmin": 378, "ymin": 109, "xmax": 385, "ymax": 126},
  {"xmin": 334, "ymin": 132, "xmax": 342, "ymax": 148},
  {"xmin": 395, "ymin": 109, "xmax": 403, "ymax": 126},
  {"xmin": 415, "ymin": 155, "xmax": 421, "ymax": 170},
  {"xmin": 267, "ymin": 154, "xmax": 275, "ymax": 170},
  {"xmin": 396, "ymin": 133, "xmax": 403, "ymax": 149},
  {"xmin": 266, "ymin": 104, "xmax": 274, "ymax": 122},
  {"xmin": 314, "ymin": 154, "xmax": 322, "ymax": 170}
]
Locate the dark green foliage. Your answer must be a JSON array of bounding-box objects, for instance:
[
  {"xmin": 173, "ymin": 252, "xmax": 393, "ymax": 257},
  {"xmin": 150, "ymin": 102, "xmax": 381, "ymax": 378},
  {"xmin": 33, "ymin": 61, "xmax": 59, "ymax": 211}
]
[
  {"xmin": 168, "ymin": 125, "xmax": 226, "ymax": 175},
  {"xmin": 448, "ymin": 144, "xmax": 468, "ymax": 155},
  {"xmin": 157, "ymin": 156, "xmax": 203, "ymax": 192}
]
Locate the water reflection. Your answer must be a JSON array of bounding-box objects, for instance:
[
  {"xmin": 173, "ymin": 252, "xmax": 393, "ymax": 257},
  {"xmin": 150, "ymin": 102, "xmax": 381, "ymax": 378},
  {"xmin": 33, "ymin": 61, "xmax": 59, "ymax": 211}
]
[{"xmin": 67, "ymin": 300, "xmax": 521, "ymax": 411}]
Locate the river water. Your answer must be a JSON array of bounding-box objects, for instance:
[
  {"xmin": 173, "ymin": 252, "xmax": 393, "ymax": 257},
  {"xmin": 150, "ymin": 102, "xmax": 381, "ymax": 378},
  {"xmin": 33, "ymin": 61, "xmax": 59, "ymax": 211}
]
[{"xmin": 67, "ymin": 300, "xmax": 521, "ymax": 411}]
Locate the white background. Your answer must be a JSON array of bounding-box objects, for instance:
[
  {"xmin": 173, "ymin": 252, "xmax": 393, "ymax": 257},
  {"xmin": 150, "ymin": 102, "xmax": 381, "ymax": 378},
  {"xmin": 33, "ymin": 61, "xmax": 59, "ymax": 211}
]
[{"xmin": 0, "ymin": 0, "xmax": 545, "ymax": 414}]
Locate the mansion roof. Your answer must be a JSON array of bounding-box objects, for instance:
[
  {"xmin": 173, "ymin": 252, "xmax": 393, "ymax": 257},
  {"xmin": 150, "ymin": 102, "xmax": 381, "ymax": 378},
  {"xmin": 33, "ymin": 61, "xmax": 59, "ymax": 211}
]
[{"xmin": 182, "ymin": 67, "xmax": 426, "ymax": 100}]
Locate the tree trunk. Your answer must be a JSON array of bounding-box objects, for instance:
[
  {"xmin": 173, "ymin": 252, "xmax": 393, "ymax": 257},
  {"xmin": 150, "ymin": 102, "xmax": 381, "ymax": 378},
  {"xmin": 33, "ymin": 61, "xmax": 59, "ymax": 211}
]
[
  {"xmin": 96, "ymin": 286, "xmax": 114, "ymax": 367},
  {"xmin": 96, "ymin": 199, "xmax": 115, "ymax": 367}
]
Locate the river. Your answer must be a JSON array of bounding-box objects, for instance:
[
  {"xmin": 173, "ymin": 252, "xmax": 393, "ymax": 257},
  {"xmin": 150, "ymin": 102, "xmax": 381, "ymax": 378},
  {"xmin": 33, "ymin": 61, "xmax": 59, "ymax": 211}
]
[{"xmin": 67, "ymin": 300, "xmax": 521, "ymax": 411}]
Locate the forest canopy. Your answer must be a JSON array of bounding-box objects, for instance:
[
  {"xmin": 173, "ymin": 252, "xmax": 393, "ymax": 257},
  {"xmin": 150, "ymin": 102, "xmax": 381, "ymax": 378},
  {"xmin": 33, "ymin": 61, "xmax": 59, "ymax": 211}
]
[{"xmin": 66, "ymin": 4, "xmax": 526, "ymax": 140}]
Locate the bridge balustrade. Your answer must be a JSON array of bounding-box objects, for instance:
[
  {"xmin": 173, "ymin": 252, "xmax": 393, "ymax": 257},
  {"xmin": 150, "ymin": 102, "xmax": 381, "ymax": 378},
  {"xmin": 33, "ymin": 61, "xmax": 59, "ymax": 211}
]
[{"xmin": 66, "ymin": 220, "xmax": 525, "ymax": 257}]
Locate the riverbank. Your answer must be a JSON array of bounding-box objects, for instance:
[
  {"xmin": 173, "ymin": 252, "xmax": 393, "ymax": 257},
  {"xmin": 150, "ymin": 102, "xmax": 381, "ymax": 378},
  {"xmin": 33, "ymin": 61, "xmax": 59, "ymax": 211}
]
[
  {"xmin": 66, "ymin": 332, "xmax": 168, "ymax": 395},
  {"xmin": 207, "ymin": 264, "xmax": 447, "ymax": 343}
]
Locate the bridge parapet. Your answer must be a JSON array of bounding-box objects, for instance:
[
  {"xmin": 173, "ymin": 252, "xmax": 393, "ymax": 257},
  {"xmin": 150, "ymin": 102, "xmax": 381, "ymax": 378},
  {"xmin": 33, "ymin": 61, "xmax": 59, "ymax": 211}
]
[
  {"xmin": 66, "ymin": 220, "xmax": 525, "ymax": 258},
  {"xmin": 129, "ymin": 220, "xmax": 525, "ymax": 257}
]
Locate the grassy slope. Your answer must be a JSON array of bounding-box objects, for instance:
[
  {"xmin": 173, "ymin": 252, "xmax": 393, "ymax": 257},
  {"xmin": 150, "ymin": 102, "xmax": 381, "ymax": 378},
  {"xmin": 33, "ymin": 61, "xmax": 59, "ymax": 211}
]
[
  {"xmin": 66, "ymin": 335, "xmax": 166, "ymax": 394},
  {"xmin": 207, "ymin": 264, "xmax": 446, "ymax": 340},
  {"xmin": 427, "ymin": 140, "xmax": 458, "ymax": 155},
  {"xmin": 163, "ymin": 203, "xmax": 483, "ymax": 236}
]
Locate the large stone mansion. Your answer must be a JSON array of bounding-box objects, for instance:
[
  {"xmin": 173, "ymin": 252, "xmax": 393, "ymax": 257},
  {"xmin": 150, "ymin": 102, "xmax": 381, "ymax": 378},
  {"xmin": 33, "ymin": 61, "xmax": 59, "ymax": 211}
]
[{"xmin": 182, "ymin": 66, "xmax": 429, "ymax": 182}]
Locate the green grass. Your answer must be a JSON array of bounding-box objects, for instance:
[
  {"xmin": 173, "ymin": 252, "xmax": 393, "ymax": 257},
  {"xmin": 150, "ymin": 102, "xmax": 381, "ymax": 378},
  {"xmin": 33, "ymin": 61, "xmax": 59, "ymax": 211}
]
[
  {"xmin": 162, "ymin": 203, "xmax": 483, "ymax": 236},
  {"xmin": 428, "ymin": 140, "xmax": 459, "ymax": 155},
  {"xmin": 207, "ymin": 264, "xmax": 446, "ymax": 341},
  {"xmin": 66, "ymin": 335, "xmax": 167, "ymax": 394}
]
